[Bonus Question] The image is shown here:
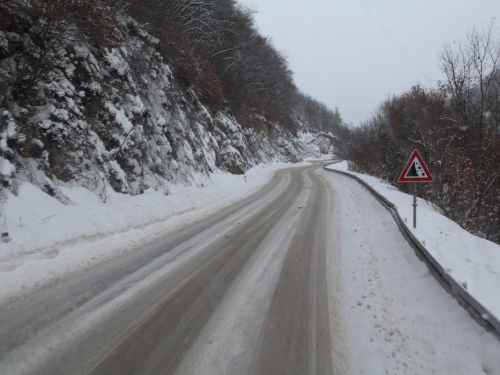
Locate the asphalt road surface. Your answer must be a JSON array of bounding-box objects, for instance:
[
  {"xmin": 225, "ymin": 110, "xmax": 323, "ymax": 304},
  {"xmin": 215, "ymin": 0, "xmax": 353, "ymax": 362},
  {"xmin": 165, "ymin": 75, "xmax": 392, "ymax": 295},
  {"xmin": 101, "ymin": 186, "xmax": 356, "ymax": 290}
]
[
  {"xmin": 2, "ymin": 162, "xmax": 500, "ymax": 375},
  {"xmin": 0, "ymin": 162, "xmax": 338, "ymax": 375}
]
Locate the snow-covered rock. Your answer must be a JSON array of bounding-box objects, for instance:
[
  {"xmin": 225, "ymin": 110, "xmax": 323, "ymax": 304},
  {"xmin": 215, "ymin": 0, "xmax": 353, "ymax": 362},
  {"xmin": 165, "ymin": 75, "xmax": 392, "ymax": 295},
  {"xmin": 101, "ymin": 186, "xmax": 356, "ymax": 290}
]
[{"xmin": 0, "ymin": 17, "xmax": 324, "ymax": 201}]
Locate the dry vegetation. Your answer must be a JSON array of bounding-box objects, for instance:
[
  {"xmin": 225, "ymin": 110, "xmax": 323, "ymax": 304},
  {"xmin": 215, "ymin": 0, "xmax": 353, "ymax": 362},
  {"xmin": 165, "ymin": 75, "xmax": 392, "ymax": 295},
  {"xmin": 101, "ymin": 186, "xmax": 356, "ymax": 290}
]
[{"xmin": 343, "ymin": 22, "xmax": 500, "ymax": 243}]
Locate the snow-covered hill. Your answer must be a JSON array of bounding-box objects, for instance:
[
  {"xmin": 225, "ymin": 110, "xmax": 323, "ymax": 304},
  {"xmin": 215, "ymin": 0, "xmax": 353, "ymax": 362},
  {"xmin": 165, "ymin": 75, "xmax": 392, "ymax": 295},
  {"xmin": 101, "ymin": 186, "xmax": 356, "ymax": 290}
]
[{"xmin": 0, "ymin": 15, "xmax": 333, "ymax": 206}]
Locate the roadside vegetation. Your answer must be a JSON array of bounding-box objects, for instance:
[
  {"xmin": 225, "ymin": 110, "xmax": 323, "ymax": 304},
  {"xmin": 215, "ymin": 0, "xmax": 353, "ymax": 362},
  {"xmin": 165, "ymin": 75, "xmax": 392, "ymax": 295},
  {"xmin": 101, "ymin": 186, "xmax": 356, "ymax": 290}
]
[{"xmin": 342, "ymin": 22, "xmax": 500, "ymax": 243}]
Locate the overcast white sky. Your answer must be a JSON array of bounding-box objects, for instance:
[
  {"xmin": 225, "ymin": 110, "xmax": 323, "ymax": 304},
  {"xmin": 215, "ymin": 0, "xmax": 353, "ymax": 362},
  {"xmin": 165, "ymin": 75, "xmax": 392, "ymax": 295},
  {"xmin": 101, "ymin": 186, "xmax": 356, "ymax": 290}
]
[{"xmin": 237, "ymin": 0, "xmax": 500, "ymax": 125}]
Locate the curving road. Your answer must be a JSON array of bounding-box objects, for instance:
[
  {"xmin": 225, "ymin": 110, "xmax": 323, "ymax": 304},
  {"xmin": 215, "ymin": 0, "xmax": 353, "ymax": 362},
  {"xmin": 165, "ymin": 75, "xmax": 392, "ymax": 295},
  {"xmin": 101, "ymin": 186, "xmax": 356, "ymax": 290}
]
[
  {"xmin": 2, "ymin": 162, "xmax": 499, "ymax": 375},
  {"xmin": 0, "ymin": 163, "xmax": 337, "ymax": 375}
]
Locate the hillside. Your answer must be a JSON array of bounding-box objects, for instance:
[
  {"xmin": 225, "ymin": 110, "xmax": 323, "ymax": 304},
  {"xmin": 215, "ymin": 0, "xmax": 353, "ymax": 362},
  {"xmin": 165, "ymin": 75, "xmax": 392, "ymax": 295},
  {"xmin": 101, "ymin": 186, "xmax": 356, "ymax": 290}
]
[{"xmin": 0, "ymin": 1, "xmax": 341, "ymax": 205}]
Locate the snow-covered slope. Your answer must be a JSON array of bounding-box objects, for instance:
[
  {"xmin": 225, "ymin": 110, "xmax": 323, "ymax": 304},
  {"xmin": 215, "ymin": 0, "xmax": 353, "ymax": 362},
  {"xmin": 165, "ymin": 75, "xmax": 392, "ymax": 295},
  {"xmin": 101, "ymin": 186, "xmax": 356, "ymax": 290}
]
[
  {"xmin": 327, "ymin": 161, "xmax": 500, "ymax": 332},
  {"xmin": 0, "ymin": 17, "xmax": 326, "ymax": 204}
]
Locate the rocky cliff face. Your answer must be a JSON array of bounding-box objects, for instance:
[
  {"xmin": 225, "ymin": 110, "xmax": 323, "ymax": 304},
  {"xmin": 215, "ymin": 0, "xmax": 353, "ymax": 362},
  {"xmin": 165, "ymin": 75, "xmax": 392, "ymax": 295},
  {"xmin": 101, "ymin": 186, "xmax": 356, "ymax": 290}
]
[{"xmin": 0, "ymin": 16, "xmax": 329, "ymax": 202}]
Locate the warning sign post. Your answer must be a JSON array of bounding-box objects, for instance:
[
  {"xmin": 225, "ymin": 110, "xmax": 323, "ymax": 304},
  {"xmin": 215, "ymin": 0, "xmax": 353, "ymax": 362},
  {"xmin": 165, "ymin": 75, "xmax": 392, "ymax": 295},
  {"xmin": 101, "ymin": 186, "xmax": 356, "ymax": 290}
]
[{"xmin": 397, "ymin": 150, "xmax": 433, "ymax": 229}]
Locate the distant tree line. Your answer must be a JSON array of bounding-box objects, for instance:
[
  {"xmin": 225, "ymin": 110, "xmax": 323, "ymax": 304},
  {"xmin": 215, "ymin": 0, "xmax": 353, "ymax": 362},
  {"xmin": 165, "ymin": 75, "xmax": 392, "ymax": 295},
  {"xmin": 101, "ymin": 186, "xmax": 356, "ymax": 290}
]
[
  {"xmin": 123, "ymin": 0, "xmax": 344, "ymax": 133},
  {"xmin": 342, "ymin": 22, "xmax": 500, "ymax": 243}
]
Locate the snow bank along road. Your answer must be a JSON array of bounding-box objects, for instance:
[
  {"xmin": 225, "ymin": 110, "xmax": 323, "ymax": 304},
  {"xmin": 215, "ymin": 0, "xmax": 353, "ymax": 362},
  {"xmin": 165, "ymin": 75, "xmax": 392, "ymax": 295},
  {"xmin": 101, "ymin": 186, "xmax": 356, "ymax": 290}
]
[{"xmin": 0, "ymin": 163, "xmax": 499, "ymax": 375}]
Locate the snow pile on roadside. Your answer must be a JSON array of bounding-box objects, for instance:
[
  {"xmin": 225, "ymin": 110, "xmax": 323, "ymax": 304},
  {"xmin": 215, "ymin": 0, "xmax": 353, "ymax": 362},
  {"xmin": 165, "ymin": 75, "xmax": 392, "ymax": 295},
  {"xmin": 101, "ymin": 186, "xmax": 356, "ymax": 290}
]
[
  {"xmin": 326, "ymin": 161, "xmax": 500, "ymax": 324},
  {"xmin": 0, "ymin": 161, "xmax": 308, "ymax": 304}
]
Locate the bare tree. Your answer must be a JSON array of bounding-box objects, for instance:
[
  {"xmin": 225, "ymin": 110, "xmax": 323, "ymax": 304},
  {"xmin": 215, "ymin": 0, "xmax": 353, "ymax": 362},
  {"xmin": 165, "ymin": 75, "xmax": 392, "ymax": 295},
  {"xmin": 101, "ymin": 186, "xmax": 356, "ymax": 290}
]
[{"xmin": 438, "ymin": 20, "xmax": 500, "ymax": 149}]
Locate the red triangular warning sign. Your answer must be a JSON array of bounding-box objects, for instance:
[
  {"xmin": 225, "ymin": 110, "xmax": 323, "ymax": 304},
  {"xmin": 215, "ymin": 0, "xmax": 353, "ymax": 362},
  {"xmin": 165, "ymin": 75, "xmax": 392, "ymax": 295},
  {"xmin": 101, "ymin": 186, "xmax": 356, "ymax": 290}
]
[{"xmin": 398, "ymin": 149, "xmax": 433, "ymax": 182}]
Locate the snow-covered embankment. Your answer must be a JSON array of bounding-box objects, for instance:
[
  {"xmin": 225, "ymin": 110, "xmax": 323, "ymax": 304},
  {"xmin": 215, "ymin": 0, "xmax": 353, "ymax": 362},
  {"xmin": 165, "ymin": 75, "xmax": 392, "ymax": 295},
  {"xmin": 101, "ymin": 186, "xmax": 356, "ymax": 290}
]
[{"xmin": 325, "ymin": 161, "xmax": 500, "ymax": 334}]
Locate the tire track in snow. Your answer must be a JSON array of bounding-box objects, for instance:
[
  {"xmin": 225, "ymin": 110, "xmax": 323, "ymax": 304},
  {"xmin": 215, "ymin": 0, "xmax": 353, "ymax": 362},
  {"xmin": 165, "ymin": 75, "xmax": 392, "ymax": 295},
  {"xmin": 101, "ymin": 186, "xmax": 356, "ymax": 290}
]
[
  {"xmin": 0, "ymin": 167, "xmax": 300, "ymax": 375},
  {"xmin": 86, "ymin": 167, "xmax": 319, "ymax": 374},
  {"xmin": 251, "ymin": 168, "xmax": 334, "ymax": 375}
]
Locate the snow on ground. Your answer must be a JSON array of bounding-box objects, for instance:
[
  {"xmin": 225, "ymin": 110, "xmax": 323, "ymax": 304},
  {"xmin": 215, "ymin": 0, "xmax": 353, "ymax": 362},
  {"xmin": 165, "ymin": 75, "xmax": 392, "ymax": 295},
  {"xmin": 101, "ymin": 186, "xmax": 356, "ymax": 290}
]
[
  {"xmin": 0, "ymin": 161, "xmax": 308, "ymax": 305},
  {"xmin": 322, "ymin": 168, "xmax": 500, "ymax": 375},
  {"xmin": 326, "ymin": 161, "xmax": 500, "ymax": 332}
]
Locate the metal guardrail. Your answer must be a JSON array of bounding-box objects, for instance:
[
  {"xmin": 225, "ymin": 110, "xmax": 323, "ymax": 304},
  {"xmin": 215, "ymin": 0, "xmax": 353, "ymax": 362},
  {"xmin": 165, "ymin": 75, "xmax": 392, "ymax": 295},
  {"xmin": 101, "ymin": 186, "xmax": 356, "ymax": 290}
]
[{"xmin": 323, "ymin": 163, "xmax": 500, "ymax": 339}]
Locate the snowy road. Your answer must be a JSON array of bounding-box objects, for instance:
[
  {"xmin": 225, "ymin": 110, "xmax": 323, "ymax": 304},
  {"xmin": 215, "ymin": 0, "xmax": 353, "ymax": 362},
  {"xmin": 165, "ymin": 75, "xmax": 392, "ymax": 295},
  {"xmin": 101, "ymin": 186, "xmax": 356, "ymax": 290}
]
[{"xmin": 0, "ymin": 163, "xmax": 499, "ymax": 375}]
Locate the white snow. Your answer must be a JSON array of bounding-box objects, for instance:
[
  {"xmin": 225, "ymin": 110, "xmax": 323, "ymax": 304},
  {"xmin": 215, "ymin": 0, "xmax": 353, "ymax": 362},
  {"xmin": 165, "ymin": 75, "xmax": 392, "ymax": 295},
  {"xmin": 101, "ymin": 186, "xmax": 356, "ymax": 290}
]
[
  {"xmin": 0, "ymin": 157, "xmax": 15, "ymax": 176},
  {"xmin": 0, "ymin": 161, "xmax": 308, "ymax": 305},
  {"xmin": 104, "ymin": 48, "xmax": 130, "ymax": 77},
  {"xmin": 326, "ymin": 161, "xmax": 500, "ymax": 326},
  {"xmin": 104, "ymin": 102, "xmax": 134, "ymax": 133},
  {"xmin": 321, "ymin": 166, "xmax": 500, "ymax": 375}
]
